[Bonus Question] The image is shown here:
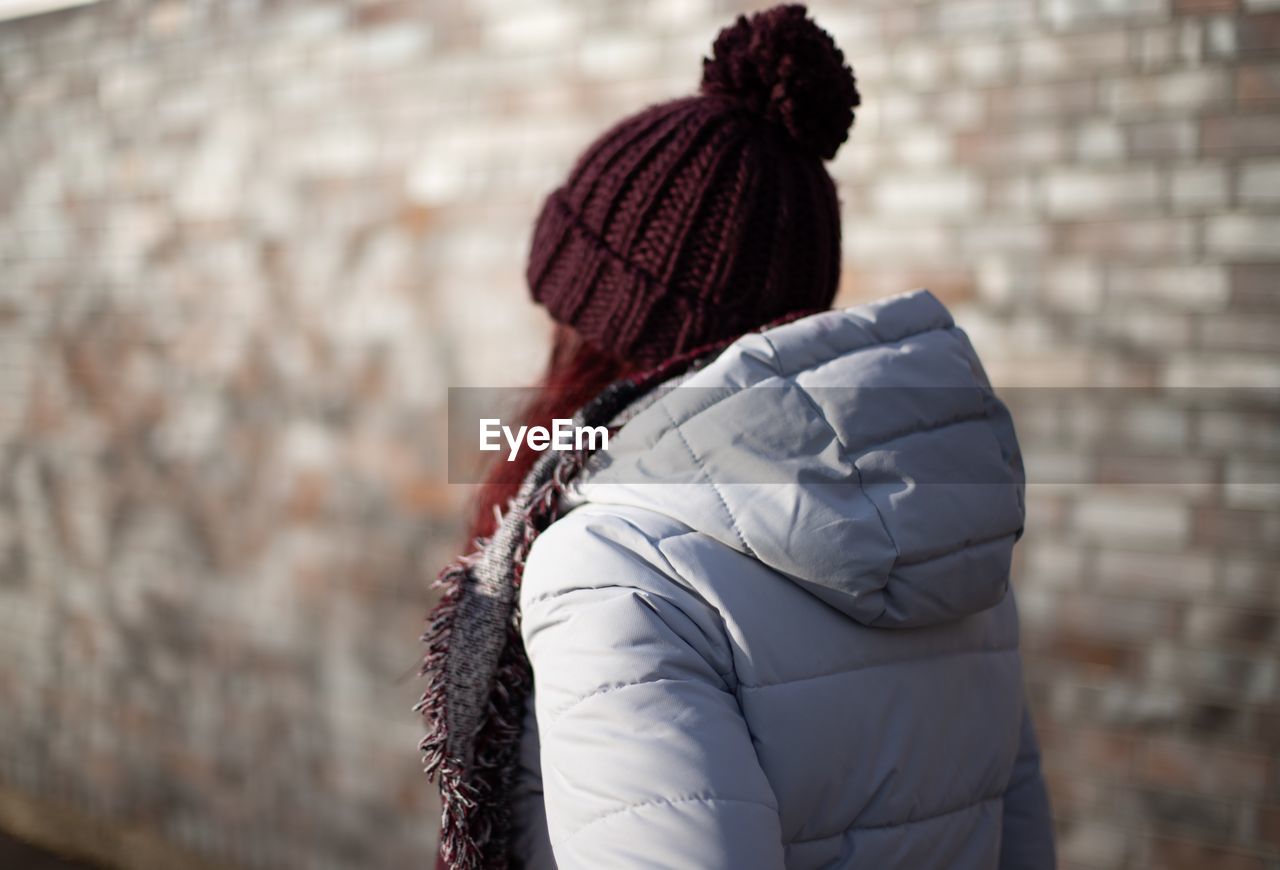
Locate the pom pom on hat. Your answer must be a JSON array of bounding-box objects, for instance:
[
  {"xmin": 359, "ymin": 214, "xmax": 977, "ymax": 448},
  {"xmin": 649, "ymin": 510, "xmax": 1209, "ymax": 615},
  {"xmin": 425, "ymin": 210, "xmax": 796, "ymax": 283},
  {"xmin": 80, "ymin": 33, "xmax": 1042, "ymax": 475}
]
[{"xmin": 700, "ymin": 3, "xmax": 861, "ymax": 161}]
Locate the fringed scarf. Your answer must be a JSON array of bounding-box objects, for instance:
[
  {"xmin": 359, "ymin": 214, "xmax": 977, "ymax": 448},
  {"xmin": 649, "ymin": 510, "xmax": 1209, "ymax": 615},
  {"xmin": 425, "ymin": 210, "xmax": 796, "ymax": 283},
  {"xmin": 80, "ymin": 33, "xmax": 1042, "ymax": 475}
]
[
  {"xmin": 415, "ymin": 360, "xmax": 705, "ymax": 867},
  {"xmin": 417, "ymin": 309, "xmax": 824, "ymax": 869}
]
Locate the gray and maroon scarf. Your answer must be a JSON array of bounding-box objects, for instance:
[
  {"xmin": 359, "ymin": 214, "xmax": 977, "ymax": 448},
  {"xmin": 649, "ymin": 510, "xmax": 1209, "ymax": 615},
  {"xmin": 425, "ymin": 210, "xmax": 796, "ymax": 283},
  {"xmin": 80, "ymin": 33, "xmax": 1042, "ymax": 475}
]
[
  {"xmin": 416, "ymin": 358, "xmax": 708, "ymax": 869},
  {"xmin": 417, "ymin": 310, "xmax": 823, "ymax": 869}
]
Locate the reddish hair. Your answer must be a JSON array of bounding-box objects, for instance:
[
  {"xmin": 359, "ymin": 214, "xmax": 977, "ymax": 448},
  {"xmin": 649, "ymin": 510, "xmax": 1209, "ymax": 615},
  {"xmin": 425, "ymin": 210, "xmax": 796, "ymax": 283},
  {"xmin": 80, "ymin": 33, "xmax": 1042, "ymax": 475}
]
[
  {"xmin": 463, "ymin": 303, "xmax": 828, "ymax": 547},
  {"xmin": 465, "ymin": 325, "xmax": 642, "ymax": 545}
]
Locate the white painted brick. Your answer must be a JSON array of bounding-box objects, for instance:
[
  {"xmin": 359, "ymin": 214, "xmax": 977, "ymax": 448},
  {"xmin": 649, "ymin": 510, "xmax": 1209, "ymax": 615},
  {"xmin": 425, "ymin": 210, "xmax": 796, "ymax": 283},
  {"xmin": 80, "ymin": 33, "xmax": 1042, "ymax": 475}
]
[
  {"xmin": 1042, "ymin": 0, "xmax": 1169, "ymax": 29},
  {"xmin": 296, "ymin": 125, "xmax": 378, "ymax": 176},
  {"xmin": 872, "ymin": 172, "xmax": 981, "ymax": 216},
  {"xmin": 1199, "ymin": 312, "xmax": 1280, "ymax": 353},
  {"xmin": 1225, "ymin": 462, "xmax": 1280, "ymax": 509},
  {"xmin": 1219, "ymin": 556, "xmax": 1280, "ymax": 603},
  {"xmin": 1106, "ymin": 70, "xmax": 1230, "ymax": 115},
  {"xmin": 1099, "ymin": 548, "xmax": 1214, "ymax": 597},
  {"xmin": 976, "ymin": 256, "xmax": 1038, "ymax": 305},
  {"xmin": 844, "ymin": 223, "xmax": 953, "ymax": 260},
  {"xmin": 284, "ymin": 6, "xmax": 347, "ymax": 40},
  {"xmin": 975, "ymin": 259, "xmax": 1016, "ymax": 306},
  {"xmin": 1127, "ymin": 119, "xmax": 1198, "ymax": 158},
  {"xmin": 1044, "ymin": 260, "xmax": 1105, "ymax": 311},
  {"xmin": 879, "ymin": 92, "xmax": 924, "ymax": 126},
  {"xmin": 1074, "ymin": 493, "xmax": 1191, "ymax": 546},
  {"xmin": 1068, "ymin": 218, "xmax": 1195, "ymax": 255},
  {"xmin": 486, "ymin": 6, "xmax": 578, "ymax": 52},
  {"xmin": 1118, "ymin": 403, "xmax": 1191, "ymax": 449},
  {"xmin": 1206, "ymin": 16, "xmax": 1238, "ymax": 58},
  {"xmin": 1014, "ymin": 127, "xmax": 1067, "ymax": 163},
  {"xmin": 1075, "ymin": 121, "xmax": 1126, "ymax": 162},
  {"xmin": 96, "ymin": 63, "xmax": 153, "ymax": 108},
  {"xmin": 964, "ymin": 222, "xmax": 1052, "ymax": 254},
  {"xmin": 580, "ymin": 33, "xmax": 661, "ymax": 77},
  {"xmin": 145, "ymin": 1, "xmax": 192, "ymax": 37},
  {"xmin": 939, "ymin": 0, "xmax": 1037, "ymax": 33},
  {"xmin": 1102, "ymin": 311, "xmax": 1193, "ymax": 349},
  {"xmin": 953, "ymin": 41, "xmax": 1011, "ymax": 83},
  {"xmin": 894, "ymin": 130, "xmax": 953, "ymax": 167},
  {"xmin": 1200, "ymin": 409, "xmax": 1280, "ymax": 453},
  {"xmin": 407, "ymin": 152, "xmax": 470, "ymax": 204},
  {"xmin": 937, "ymin": 90, "xmax": 985, "ymax": 129},
  {"xmin": 988, "ymin": 175, "xmax": 1040, "ymax": 212},
  {"xmin": 1137, "ymin": 26, "xmax": 1177, "ymax": 69},
  {"xmin": 1018, "ymin": 32, "xmax": 1128, "ymax": 79},
  {"xmin": 1164, "ymin": 354, "xmax": 1280, "ymax": 388},
  {"xmin": 1206, "ymin": 214, "xmax": 1280, "ymax": 257},
  {"xmin": 1024, "ymin": 540, "xmax": 1086, "ymax": 588},
  {"xmin": 1045, "ymin": 168, "xmax": 1160, "ymax": 216},
  {"xmin": 849, "ymin": 51, "xmax": 890, "ymax": 82},
  {"xmin": 1136, "ymin": 22, "xmax": 1205, "ymax": 69},
  {"xmin": 174, "ymin": 112, "xmax": 255, "ymax": 221},
  {"xmin": 1107, "ymin": 265, "xmax": 1229, "ymax": 311},
  {"xmin": 893, "ymin": 45, "xmax": 945, "ymax": 89},
  {"xmin": 1170, "ymin": 164, "xmax": 1229, "ymax": 211},
  {"xmin": 362, "ymin": 24, "xmax": 432, "ymax": 67},
  {"xmin": 1023, "ymin": 448, "xmax": 1092, "ymax": 487},
  {"xmin": 1238, "ymin": 160, "xmax": 1280, "ymax": 205},
  {"xmin": 992, "ymin": 81, "xmax": 1095, "ymax": 121},
  {"xmin": 1059, "ymin": 818, "xmax": 1129, "ymax": 868},
  {"xmin": 648, "ymin": 0, "xmax": 714, "ymax": 29},
  {"xmin": 837, "ymin": 141, "xmax": 881, "ymax": 178},
  {"xmin": 1179, "ymin": 20, "xmax": 1205, "ymax": 64}
]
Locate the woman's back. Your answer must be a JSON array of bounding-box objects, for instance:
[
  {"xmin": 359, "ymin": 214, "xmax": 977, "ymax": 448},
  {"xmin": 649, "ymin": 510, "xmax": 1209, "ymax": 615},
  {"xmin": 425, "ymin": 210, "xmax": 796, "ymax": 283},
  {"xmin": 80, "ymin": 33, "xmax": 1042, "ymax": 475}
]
[{"xmin": 513, "ymin": 290, "xmax": 1055, "ymax": 868}]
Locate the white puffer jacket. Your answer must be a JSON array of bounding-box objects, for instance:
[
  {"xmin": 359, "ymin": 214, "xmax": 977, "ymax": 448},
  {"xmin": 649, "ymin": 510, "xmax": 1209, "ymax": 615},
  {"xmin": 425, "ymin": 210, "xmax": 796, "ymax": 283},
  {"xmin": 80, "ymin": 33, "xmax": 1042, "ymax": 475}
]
[{"xmin": 510, "ymin": 289, "xmax": 1055, "ymax": 869}]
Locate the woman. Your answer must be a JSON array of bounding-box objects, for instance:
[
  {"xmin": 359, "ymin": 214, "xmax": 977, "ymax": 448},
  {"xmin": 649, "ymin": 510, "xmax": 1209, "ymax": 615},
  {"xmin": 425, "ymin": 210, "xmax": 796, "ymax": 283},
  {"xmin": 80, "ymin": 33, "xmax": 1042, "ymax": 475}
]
[{"xmin": 420, "ymin": 5, "xmax": 1056, "ymax": 869}]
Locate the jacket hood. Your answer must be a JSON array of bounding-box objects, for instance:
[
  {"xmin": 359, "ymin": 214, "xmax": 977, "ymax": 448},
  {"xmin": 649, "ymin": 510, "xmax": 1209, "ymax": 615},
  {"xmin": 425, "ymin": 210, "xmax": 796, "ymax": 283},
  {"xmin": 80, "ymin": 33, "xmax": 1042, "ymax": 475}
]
[{"xmin": 562, "ymin": 289, "xmax": 1026, "ymax": 629}]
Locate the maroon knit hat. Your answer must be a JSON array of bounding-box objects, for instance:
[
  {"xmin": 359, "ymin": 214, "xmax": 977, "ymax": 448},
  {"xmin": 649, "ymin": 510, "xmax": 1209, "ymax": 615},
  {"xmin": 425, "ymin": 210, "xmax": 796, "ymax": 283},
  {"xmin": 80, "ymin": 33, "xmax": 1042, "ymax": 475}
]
[{"xmin": 525, "ymin": 4, "xmax": 861, "ymax": 369}]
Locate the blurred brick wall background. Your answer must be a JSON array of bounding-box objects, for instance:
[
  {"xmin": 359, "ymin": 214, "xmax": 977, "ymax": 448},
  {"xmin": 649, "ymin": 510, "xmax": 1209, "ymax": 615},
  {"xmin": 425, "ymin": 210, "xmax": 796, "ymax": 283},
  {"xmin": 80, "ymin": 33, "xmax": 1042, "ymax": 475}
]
[{"xmin": 0, "ymin": 0, "xmax": 1277, "ymax": 868}]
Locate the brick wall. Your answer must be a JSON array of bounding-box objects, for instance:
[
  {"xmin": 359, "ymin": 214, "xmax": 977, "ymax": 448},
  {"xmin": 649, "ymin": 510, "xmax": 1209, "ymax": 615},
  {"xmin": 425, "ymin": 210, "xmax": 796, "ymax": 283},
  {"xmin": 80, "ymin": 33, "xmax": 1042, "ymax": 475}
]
[{"xmin": 0, "ymin": 1, "xmax": 1276, "ymax": 868}]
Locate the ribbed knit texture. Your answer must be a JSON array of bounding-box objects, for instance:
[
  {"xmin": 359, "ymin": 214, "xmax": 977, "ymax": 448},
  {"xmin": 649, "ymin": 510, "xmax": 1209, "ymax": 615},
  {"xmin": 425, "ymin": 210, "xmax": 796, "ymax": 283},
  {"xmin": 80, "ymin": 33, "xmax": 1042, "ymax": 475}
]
[{"xmin": 525, "ymin": 5, "xmax": 858, "ymax": 369}]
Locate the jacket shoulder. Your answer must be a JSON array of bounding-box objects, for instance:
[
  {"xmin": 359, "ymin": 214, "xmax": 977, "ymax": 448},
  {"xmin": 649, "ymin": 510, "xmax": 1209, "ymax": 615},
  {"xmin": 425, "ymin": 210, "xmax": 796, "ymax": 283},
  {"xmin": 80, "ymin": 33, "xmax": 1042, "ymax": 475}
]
[
  {"xmin": 520, "ymin": 503, "xmax": 714, "ymax": 608},
  {"xmin": 519, "ymin": 502, "xmax": 741, "ymax": 710}
]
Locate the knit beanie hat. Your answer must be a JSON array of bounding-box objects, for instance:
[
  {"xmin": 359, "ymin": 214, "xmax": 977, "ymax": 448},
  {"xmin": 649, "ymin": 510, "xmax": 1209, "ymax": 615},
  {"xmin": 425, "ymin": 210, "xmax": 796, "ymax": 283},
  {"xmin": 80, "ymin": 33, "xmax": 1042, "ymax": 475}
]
[{"xmin": 525, "ymin": 3, "xmax": 861, "ymax": 369}]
